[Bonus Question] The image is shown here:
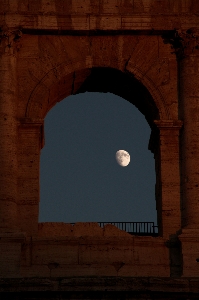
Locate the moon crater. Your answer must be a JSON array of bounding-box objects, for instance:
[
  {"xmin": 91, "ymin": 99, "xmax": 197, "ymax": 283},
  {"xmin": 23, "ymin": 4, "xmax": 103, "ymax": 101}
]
[{"xmin": 116, "ymin": 150, "xmax": 130, "ymax": 167}]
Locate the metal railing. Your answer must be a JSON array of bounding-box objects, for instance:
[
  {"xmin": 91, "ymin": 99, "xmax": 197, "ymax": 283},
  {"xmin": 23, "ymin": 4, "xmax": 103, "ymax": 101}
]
[
  {"xmin": 70, "ymin": 222, "xmax": 158, "ymax": 236},
  {"xmin": 98, "ymin": 222, "xmax": 158, "ymax": 236}
]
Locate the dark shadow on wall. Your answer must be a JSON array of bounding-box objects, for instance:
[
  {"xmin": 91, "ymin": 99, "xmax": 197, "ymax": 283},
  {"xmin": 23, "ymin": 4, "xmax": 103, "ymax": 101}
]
[
  {"xmin": 75, "ymin": 67, "xmax": 159, "ymax": 128},
  {"xmin": 165, "ymin": 234, "xmax": 183, "ymax": 277}
]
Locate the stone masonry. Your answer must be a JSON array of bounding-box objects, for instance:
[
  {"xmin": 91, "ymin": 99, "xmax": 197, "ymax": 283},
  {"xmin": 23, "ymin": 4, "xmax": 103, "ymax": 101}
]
[{"xmin": 0, "ymin": 0, "xmax": 199, "ymax": 299}]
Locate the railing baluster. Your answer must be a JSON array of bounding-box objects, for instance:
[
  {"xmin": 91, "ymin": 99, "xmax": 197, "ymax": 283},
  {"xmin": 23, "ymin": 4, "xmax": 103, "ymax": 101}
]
[{"xmin": 70, "ymin": 221, "xmax": 158, "ymax": 236}]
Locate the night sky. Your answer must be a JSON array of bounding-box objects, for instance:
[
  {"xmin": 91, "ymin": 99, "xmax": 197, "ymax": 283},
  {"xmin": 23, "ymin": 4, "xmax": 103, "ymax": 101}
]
[{"xmin": 39, "ymin": 92, "xmax": 157, "ymax": 225}]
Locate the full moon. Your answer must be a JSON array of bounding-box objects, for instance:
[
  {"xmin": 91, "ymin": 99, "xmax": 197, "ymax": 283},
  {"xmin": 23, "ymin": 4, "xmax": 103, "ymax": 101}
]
[{"xmin": 115, "ymin": 150, "xmax": 130, "ymax": 167}]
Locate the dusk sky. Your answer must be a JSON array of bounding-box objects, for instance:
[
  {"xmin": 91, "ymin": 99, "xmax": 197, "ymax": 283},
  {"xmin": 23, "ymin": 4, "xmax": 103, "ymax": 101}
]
[{"xmin": 39, "ymin": 92, "xmax": 157, "ymax": 225}]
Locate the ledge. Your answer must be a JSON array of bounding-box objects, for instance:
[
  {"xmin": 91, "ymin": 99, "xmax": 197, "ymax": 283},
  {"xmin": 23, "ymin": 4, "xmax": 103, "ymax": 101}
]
[{"xmin": 0, "ymin": 277, "xmax": 199, "ymax": 293}]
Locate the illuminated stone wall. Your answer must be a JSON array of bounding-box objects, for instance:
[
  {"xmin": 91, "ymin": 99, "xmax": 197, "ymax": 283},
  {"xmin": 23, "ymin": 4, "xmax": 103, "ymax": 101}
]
[{"xmin": 0, "ymin": 0, "xmax": 199, "ymax": 298}]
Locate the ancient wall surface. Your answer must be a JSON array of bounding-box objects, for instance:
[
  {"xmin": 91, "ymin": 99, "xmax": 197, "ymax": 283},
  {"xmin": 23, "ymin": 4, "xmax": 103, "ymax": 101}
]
[
  {"xmin": 1, "ymin": 0, "xmax": 199, "ymax": 298},
  {"xmin": 1, "ymin": 0, "xmax": 199, "ymax": 31}
]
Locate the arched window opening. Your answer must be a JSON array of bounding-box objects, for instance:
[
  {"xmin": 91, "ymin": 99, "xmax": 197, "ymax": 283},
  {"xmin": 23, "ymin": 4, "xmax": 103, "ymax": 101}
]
[{"xmin": 39, "ymin": 92, "xmax": 157, "ymax": 235}]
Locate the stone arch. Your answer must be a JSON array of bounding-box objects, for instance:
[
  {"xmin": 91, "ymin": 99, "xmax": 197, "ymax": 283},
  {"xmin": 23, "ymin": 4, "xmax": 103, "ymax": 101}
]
[
  {"xmin": 18, "ymin": 55, "xmax": 181, "ymax": 239},
  {"xmin": 124, "ymin": 63, "xmax": 170, "ymax": 121},
  {"xmin": 25, "ymin": 58, "xmax": 170, "ymax": 124}
]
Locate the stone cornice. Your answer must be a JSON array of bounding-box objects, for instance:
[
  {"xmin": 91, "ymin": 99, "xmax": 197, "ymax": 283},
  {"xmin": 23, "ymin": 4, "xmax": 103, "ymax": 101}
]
[{"xmin": 1, "ymin": 14, "xmax": 199, "ymax": 32}]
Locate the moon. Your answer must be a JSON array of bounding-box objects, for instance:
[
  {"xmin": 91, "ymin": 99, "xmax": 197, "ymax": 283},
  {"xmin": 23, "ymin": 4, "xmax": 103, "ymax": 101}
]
[{"xmin": 116, "ymin": 150, "xmax": 130, "ymax": 167}]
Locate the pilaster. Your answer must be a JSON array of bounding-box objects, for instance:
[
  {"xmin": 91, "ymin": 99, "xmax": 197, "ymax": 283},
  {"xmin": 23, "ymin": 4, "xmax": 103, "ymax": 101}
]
[
  {"xmin": 165, "ymin": 27, "xmax": 199, "ymax": 277},
  {"xmin": 17, "ymin": 118, "xmax": 44, "ymax": 236},
  {"xmin": 0, "ymin": 29, "xmax": 22, "ymax": 232},
  {"xmin": 149, "ymin": 120, "xmax": 183, "ymax": 239},
  {"xmin": 175, "ymin": 28, "xmax": 199, "ymax": 229}
]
